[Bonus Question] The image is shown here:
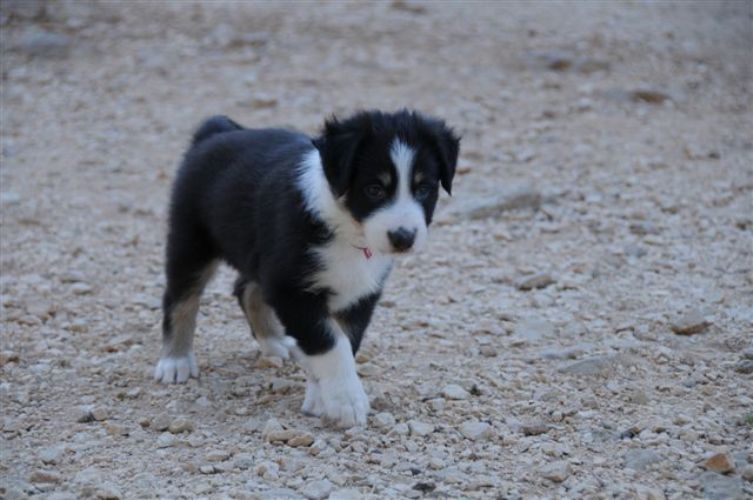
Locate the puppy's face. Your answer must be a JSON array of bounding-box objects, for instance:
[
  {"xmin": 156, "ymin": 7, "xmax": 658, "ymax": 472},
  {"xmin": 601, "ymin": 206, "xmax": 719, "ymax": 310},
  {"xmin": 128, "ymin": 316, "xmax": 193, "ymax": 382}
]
[{"xmin": 318, "ymin": 110, "xmax": 460, "ymax": 255}]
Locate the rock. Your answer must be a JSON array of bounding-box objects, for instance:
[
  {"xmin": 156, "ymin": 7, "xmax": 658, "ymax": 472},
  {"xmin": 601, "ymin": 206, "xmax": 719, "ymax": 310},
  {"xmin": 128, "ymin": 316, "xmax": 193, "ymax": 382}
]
[
  {"xmin": 89, "ymin": 406, "xmax": 108, "ymax": 421},
  {"xmin": 0, "ymin": 350, "xmax": 20, "ymax": 366},
  {"xmin": 39, "ymin": 446, "xmax": 64, "ymax": 465},
  {"xmin": 168, "ymin": 417, "xmax": 194, "ymax": 434},
  {"xmin": 199, "ymin": 465, "xmax": 216, "ymax": 474},
  {"xmin": 391, "ymin": 0, "xmax": 427, "ymax": 14},
  {"xmin": 206, "ymin": 450, "xmax": 231, "ymax": 462},
  {"xmin": 330, "ymin": 488, "xmax": 363, "ymax": 500},
  {"xmin": 624, "ymin": 449, "xmax": 662, "ymax": 471},
  {"xmin": 29, "ymin": 469, "xmax": 61, "ymax": 483},
  {"xmin": 540, "ymin": 461, "xmax": 571, "ymax": 482},
  {"xmin": 522, "ymin": 50, "xmax": 609, "ymax": 73},
  {"xmin": 447, "ymin": 184, "xmax": 541, "ymax": 220},
  {"xmin": 252, "ymin": 94, "xmax": 278, "ymax": 109},
  {"xmin": 93, "ymin": 483, "xmax": 122, "ymax": 499},
  {"xmin": 671, "ymin": 311, "xmax": 711, "ymax": 335},
  {"xmin": 521, "ymin": 420, "xmax": 550, "ymax": 436},
  {"xmin": 300, "ymin": 479, "xmax": 333, "ymax": 500},
  {"xmin": 558, "ymin": 355, "xmax": 621, "ymax": 376},
  {"xmin": 742, "ymin": 347, "xmax": 753, "ymax": 360},
  {"xmin": 373, "ymin": 412, "xmax": 396, "ymax": 429},
  {"xmin": 18, "ymin": 30, "xmax": 72, "ymax": 58},
  {"xmin": 70, "ymin": 283, "xmax": 93, "ymax": 295},
  {"xmin": 700, "ymin": 471, "xmax": 743, "ymax": 499},
  {"xmin": 516, "ymin": 273, "xmax": 555, "ymax": 291},
  {"xmin": 288, "ymin": 432, "xmax": 316, "ymax": 447},
  {"xmin": 76, "ymin": 406, "xmax": 94, "ymax": 423},
  {"xmin": 391, "ymin": 422, "xmax": 410, "ymax": 436},
  {"xmin": 512, "ymin": 319, "xmax": 555, "ymax": 346},
  {"xmin": 441, "ymin": 384, "xmax": 469, "ymax": 400},
  {"xmin": 634, "ymin": 485, "xmax": 666, "ymax": 500},
  {"xmin": 254, "ymin": 461, "xmax": 279, "ymax": 479},
  {"xmin": 630, "ymin": 87, "xmax": 671, "ymax": 104},
  {"xmin": 409, "ymin": 420, "xmax": 434, "ymax": 437},
  {"xmin": 734, "ymin": 359, "xmax": 753, "ymax": 374},
  {"xmin": 232, "ymin": 453, "xmax": 255, "ymax": 470},
  {"xmin": 703, "ymin": 452, "xmax": 735, "ymax": 474},
  {"xmin": 261, "ymin": 418, "xmax": 283, "ymax": 440},
  {"xmin": 152, "ymin": 413, "xmax": 171, "ymax": 431},
  {"xmin": 428, "ymin": 398, "xmax": 446, "ymax": 412},
  {"xmin": 156, "ymin": 432, "xmax": 176, "ymax": 448},
  {"xmin": 459, "ymin": 420, "xmax": 493, "ymax": 441},
  {"xmin": 106, "ymin": 423, "xmax": 128, "ymax": 436},
  {"xmin": 741, "ymin": 464, "xmax": 753, "ymax": 481}
]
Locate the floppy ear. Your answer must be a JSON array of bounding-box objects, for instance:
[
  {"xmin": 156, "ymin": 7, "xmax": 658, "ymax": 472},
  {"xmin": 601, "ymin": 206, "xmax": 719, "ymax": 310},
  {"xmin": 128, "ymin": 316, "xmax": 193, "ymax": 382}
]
[
  {"xmin": 314, "ymin": 115, "xmax": 370, "ymax": 197},
  {"xmin": 424, "ymin": 119, "xmax": 460, "ymax": 195}
]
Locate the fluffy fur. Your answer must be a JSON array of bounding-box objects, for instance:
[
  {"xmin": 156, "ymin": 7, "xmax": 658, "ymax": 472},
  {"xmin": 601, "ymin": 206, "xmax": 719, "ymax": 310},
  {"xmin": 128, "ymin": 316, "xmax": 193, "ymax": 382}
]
[{"xmin": 155, "ymin": 110, "xmax": 460, "ymax": 428}]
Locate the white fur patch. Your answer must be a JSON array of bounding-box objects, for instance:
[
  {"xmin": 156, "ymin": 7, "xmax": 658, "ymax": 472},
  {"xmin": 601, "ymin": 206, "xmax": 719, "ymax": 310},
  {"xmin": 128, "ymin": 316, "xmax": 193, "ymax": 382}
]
[
  {"xmin": 363, "ymin": 140, "xmax": 428, "ymax": 253},
  {"xmin": 298, "ymin": 149, "xmax": 393, "ymax": 311},
  {"xmin": 153, "ymin": 352, "xmax": 199, "ymax": 384},
  {"xmin": 295, "ymin": 324, "xmax": 369, "ymax": 428}
]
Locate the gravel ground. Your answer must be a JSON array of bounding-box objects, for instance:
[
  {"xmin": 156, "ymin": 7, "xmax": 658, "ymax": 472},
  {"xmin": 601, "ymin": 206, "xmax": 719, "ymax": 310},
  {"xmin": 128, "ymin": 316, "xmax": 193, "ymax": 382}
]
[{"xmin": 1, "ymin": 1, "xmax": 752, "ymax": 498}]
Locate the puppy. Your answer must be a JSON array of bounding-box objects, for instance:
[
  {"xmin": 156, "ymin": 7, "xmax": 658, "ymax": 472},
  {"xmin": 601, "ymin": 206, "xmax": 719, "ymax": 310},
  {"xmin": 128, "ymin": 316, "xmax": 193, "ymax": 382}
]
[{"xmin": 154, "ymin": 110, "xmax": 460, "ymax": 428}]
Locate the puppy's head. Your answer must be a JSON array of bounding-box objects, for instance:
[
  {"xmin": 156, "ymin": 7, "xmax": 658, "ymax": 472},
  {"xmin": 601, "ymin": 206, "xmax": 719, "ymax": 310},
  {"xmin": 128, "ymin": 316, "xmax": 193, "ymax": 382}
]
[{"xmin": 316, "ymin": 110, "xmax": 460, "ymax": 255}]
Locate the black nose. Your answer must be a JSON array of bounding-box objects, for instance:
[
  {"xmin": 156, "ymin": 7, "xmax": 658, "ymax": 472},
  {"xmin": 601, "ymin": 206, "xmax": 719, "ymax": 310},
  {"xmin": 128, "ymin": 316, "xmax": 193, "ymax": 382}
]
[{"xmin": 387, "ymin": 227, "xmax": 416, "ymax": 252}]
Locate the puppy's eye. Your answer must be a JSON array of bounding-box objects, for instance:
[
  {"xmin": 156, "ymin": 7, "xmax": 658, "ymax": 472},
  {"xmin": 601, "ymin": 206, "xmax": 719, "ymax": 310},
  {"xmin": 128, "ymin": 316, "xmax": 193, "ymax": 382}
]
[
  {"xmin": 364, "ymin": 184, "xmax": 386, "ymax": 200},
  {"xmin": 414, "ymin": 183, "xmax": 434, "ymax": 201}
]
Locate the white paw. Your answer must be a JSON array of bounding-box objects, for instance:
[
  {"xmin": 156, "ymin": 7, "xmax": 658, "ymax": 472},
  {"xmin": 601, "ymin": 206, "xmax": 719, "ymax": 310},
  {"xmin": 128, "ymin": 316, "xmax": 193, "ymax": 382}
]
[
  {"xmin": 257, "ymin": 335, "xmax": 295, "ymax": 360},
  {"xmin": 153, "ymin": 353, "xmax": 199, "ymax": 384},
  {"xmin": 318, "ymin": 376, "xmax": 370, "ymax": 428},
  {"xmin": 301, "ymin": 379, "xmax": 324, "ymax": 417}
]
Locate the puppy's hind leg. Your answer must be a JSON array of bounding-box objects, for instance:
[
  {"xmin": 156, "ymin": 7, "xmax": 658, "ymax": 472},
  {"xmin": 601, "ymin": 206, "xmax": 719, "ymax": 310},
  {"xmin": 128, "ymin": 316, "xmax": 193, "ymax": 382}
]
[
  {"xmin": 155, "ymin": 230, "xmax": 218, "ymax": 384},
  {"xmin": 235, "ymin": 280, "xmax": 294, "ymax": 359}
]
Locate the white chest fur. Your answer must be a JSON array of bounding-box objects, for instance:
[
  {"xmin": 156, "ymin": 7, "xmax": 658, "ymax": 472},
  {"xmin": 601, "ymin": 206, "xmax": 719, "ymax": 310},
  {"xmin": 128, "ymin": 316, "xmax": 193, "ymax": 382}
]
[{"xmin": 309, "ymin": 242, "xmax": 392, "ymax": 312}]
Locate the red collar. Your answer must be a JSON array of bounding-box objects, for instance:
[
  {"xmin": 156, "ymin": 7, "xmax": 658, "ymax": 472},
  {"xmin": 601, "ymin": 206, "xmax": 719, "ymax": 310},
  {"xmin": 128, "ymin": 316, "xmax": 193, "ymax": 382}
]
[{"xmin": 352, "ymin": 245, "xmax": 373, "ymax": 259}]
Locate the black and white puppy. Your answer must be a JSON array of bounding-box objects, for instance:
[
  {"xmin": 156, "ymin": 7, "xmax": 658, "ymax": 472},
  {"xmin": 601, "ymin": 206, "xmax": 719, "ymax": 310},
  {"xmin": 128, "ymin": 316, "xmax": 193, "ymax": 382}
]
[{"xmin": 154, "ymin": 110, "xmax": 460, "ymax": 428}]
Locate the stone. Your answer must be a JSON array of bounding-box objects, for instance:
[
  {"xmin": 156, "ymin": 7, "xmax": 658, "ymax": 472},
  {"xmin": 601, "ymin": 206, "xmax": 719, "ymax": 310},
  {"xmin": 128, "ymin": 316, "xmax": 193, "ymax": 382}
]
[
  {"xmin": 540, "ymin": 461, "xmax": 571, "ymax": 482},
  {"xmin": 373, "ymin": 412, "xmax": 396, "ymax": 429},
  {"xmin": 232, "ymin": 453, "xmax": 255, "ymax": 470},
  {"xmin": 156, "ymin": 432, "xmax": 176, "ymax": 448},
  {"xmin": 516, "ymin": 273, "xmax": 555, "ymax": 291},
  {"xmin": 206, "ymin": 450, "xmax": 231, "ymax": 462},
  {"xmin": 511, "ymin": 319, "xmax": 555, "ymax": 346},
  {"xmin": 289, "ymin": 433, "xmax": 315, "ymax": 447},
  {"xmin": 630, "ymin": 87, "xmax": 671, "ymax": 104},
  {"xmin": 199, "ymin": 465, "xmax": 216, "ymax": 474},
  {"xmin": 734, "ymin": 359, "xmax": 753, "ymax": 374},
  {"xmin": 459, "ymin": 420, "xmax": 493, "ymax": 440},
  {"xmin": 441, "ymin": 384, "xmax": 469, "ymax": 400},
  {"xmin": 29, "ymin": 469, "xmax": 61, "ymax": 483},
  {"xmin": 18, "ymin": 30, "xmax": 72, "ymax": 58},
  {"xmin": 671, "ymin": 311, "xmax": 711, "ymax": 335},
  {"xmin": 90, "ymin": 406, "xmax": 108, "ymax": 421},
  {"xmin": 168, "ymin": 417, "xmax": 194, "ymax": 434},
  {"xmin": 330, "ymin": 488, "xmax": 363, "ymax": 500},
  {"xmin": 70, "ymin": 283, "xmax": 93, "ymax": 295},
  {"xmin": 558, "ymin": 355, "xmax": 621, "ymax": 376},
  {"xmin": 521, "ymin": 420, "xmax": 550, "ymax": 436},
  {"xmin": 76, "ymin": 406, "xmax": 94, "ymax": 423},
  {"xmin": 0, "ymin": 350, "xmax": 20, "ymax": 366},
  {"xmin": 409, "ymin": 420, "xmax": 434, "ymax": 437},
  {"xmin": 152, "ymin": 413, "xmax": 171, "ymax": 431},
  {"xmin": 391, "ymin": 422, "xmax": 410, "ymax": 436},
  {"xmin": 741, "ymin": 465, "xmax": 753, "ymax": 481},
  {"xmin": 624, "ymin": 449, "xmax": 662, "ymax": 471},
  {"xmin": 300, "ymin": 479, "xmax": 333, "ymax": 500},
  {"xmin": 39, "ymin": 446, "xmax": 64, "ymax": 465},
  {"xmin": 261, "ymin": 418, "xmax": 283, "ymax": 440},
  {"xmin": 700, "ymin": 471, "xmax": 743, "ymax": 499},
  {"xmin": 702, "ymin": 452, "xmax": 735, "ymax": 474}
]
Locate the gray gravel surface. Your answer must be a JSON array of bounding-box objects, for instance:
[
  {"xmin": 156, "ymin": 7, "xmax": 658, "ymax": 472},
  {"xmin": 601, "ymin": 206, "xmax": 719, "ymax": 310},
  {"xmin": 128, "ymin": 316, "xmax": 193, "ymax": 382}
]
[{"xmin": 1, "ymin": 1, "xmax": 752, "ymax": 498}]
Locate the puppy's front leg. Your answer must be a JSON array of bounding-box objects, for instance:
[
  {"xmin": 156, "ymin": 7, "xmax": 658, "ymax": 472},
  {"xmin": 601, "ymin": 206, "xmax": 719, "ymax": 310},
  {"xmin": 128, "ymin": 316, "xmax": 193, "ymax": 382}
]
[
  {"xmin": 272, "ymin": 294, "xmax": 368, "ymax": 428},
  {"xmin": 294, "ymin": 321, "xmax": 368, "ymax": 428}
]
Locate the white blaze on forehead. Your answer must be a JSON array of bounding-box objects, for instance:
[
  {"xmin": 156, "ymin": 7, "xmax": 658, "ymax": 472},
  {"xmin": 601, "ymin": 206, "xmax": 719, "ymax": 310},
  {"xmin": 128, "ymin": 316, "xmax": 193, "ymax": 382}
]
[{"xmin": 390, "ymin": 139, "xmax": 415, "ymax": 197}]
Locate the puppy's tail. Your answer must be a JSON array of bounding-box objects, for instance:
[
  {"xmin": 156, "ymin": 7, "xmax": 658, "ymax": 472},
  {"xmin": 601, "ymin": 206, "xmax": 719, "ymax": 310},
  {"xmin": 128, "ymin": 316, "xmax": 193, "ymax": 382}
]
[{"xmin": 192, "ymin": 115, "xmax": 243, "ymax": 145}]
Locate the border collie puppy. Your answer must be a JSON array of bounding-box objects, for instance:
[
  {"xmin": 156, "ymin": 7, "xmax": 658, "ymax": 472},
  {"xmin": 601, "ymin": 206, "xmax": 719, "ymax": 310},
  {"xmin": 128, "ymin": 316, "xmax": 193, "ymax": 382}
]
[{"xmin": 154, "ymin": 110, "xmax": 460, "ymax": 428}]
